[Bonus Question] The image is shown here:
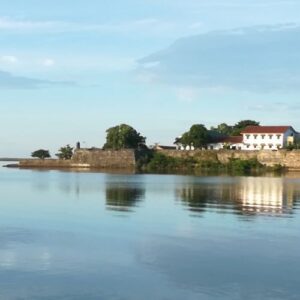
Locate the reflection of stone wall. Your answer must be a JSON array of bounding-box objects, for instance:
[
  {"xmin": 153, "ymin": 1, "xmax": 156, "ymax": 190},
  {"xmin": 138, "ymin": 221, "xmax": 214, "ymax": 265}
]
[{"xmin": 157, "ymin": 149, "xmax": 300, "ymax": 170}]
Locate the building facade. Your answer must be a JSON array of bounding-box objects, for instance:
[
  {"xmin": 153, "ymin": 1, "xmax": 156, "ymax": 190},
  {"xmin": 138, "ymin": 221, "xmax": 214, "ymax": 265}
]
[
  {"xmin": 206, "ymin": 126, "xmax": 299, "ymax": 151},
  {"xmin": 240, "ymin": 126, "xmax": 298, "ymax": 150}
]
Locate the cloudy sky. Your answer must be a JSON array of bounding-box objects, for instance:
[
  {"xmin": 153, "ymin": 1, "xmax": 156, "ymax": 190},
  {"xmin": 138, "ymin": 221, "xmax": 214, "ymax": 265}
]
[{"xmin": 1, "ymin": 0, "xmax": 300, "ymax": 156}]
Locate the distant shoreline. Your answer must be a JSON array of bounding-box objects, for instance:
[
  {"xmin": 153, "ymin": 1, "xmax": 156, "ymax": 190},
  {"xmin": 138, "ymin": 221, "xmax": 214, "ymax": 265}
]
[{"xmin": 0, "ymin": 158, "xmax": 22, "ymax": 162}]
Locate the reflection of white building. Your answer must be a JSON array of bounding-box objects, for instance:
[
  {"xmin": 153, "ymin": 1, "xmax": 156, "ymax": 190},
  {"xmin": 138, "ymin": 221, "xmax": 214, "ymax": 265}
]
[{"xmin": 239, "ymin": 177, "xmax": 293, "ymax": 214}]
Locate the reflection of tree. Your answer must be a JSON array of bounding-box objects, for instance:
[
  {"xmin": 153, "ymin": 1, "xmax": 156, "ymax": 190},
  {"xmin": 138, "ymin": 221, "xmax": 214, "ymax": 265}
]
[
  {"xmin": 178, "ymin": 184, "xmax": 240, "ymax": 215},
  {"xmin": 177, "ymin": 178, "xmax": 297, "ymax": 218},
  {"xmin": 106, "ymin": 184, "xmax": 145, "ymax": 212}
]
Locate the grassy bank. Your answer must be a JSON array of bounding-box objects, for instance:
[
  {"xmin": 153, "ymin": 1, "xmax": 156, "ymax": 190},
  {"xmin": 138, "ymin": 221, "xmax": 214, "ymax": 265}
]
[{"xmin": 139, "ymin": 152, "xmax": 285, "ymax": 175}]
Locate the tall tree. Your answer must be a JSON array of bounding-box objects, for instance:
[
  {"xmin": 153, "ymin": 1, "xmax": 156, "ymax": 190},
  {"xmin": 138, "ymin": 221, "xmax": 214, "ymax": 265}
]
[
  {"xmin": 231, "ymin": 120, "xmax": 260, "ymax": 135},
  {"xmin": 56, "ymin": 144, "xmax": 74, "ymax": 160},
  {"xmin": 103, "ymin": 124, "xmax": 146, "ymax": 150},
  {"xmin": 215, "ymin": 123, "xmax": 233, "ymax": 136},
  {"xmin": 176, "ymin": 124, "xmax": 209, "ymax": 148}
]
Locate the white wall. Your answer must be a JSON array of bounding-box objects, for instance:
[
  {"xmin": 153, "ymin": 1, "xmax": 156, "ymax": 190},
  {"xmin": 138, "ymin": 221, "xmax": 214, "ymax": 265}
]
[
  {"xmin": 242, "ymin": 133, "xmax": 284, "ymax": 150},
  {"xmin": 242, "ymin": 128, "xmax": 296, "ymax": 150}
]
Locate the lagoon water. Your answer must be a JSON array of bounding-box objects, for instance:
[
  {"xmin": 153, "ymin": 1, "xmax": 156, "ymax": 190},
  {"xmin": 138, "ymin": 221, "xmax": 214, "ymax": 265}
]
[{"xmin": 0, "ymin": 163, "xmax": 300, "ymax": 300}]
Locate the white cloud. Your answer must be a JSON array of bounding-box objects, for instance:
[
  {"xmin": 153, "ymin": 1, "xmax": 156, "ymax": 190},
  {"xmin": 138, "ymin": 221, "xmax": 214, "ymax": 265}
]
[
  {"xmin": 189, "ymin": 22, "xmax": 203, "ymax": 29},
  {"xmin": 1, "ymin": 55, "xmax": 18, "ymax": 64},
  {"xmin": 0, "ymin": 16, "xmax": 198, "ymax": 38},
  {"xmin": 0, "ymin": 16, "xmax": 59, "ymax": 31},
  {"xmin": 42, "ymin": 58, "xmax": 55, "ymax": 67},
  {"xmin": 0, "ymin": 69, "xmax": 75, "ymax": 89},
  {"xmin": 138, "ymin": 24, "xmax": 300, "ymax": 92}
]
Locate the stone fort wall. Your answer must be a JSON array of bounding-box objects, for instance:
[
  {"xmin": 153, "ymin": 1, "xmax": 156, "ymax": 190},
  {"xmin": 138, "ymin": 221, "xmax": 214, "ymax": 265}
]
[
  {"xmin": 157, "ymin": 149, "xmax": 300, "ymax": 170},
  {"xmin": 19, "ymin": 149, "xmax": 300, "ymax": 171}
]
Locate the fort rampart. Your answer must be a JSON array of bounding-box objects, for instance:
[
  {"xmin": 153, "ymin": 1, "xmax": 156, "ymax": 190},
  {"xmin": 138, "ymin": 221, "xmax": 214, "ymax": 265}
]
[
  {"xmin": 156, "ymin": 149, "xmax": 300, "ymax": 170},
  {"xmin": 19, "ymin": 149, "xmax": 300, "ymax": 171}
]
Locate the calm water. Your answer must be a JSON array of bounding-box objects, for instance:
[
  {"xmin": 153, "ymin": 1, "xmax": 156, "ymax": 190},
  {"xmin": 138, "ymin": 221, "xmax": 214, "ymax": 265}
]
[{"xmin": 0, "ymin": 163, "xmax": 300, "ymax": 300}]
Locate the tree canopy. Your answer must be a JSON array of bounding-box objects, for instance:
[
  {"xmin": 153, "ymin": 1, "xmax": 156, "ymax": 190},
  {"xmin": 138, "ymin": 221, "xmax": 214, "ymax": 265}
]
[
  {"xmin": 211, "ymin": 120, "xmax": 260, "ymax": 136},
  {"xmin": 103, "ymin": 124, "xmax": 146, "ymax": 150},
  {"xmin": 56, "ymin": 144, "xmax": 74, "ymax": 160},
  {"xmin": 176, "ymin": 124, "xmax": 209, "ymax": 148},
  {"xmin": 31, "ymin": 149, "xmax": 51, "ymax": 160},
  {"xmin": 231, "ymin": 120, "xmax": 260, "ymax": 135}
]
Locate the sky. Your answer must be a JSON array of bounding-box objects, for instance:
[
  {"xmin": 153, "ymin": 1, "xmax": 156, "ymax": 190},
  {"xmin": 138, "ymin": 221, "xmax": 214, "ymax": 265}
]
[{"xmin": 1, "ymin": 0, "xmax": 300, "ymax": 157}]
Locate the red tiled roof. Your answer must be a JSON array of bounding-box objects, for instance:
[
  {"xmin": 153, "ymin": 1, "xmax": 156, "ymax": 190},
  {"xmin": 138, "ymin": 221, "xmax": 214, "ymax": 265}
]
[{"xmin": 240, "ymin": 126, "xmax": 293, "ymax": 134}]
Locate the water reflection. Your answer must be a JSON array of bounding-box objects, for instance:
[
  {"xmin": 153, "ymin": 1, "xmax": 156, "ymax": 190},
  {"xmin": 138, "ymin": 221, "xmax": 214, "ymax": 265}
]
[
  {"xmin": 105, "ymin": 184, "xmax": 145, "ymax": 212},
  {"xmin": 239, "ymin": 177, "xmax": 295, "ymax": 215},
  {"xmin": 177, "ymin": 177, "xmax": 298, "ymax": 217}
]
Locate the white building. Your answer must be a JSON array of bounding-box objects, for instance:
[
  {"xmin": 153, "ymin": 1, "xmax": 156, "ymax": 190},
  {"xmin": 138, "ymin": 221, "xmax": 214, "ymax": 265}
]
[
  {"xmin": 240, "ymin": 126, "xmax": 298, "ymax": 150},
  {"xmin": 207, "ymin": 136, "xmax": 243, "ymax": 150},
  {"xmin": 176, "ymin": 125, "xmax": 299, "ymax": 151}
]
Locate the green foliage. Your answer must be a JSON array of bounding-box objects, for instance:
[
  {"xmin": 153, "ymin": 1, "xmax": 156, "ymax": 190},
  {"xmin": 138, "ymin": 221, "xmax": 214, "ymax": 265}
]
[
  {"xmin": 31, "ymin": 149, "xmax": 51, "ymax": 160},
  {"xmin": 146, "ymin": 152, "xmax": 196, "ymax": 172},
  {"xmin": 103, "ymin": 124, "xmax": 146, "ymax": 150},
  {"xmin": 142, "ymin": 152, "xmax": 283, "ymax": 175},
  {"xmin": 231, "ymin": 120, "xmax": 260, "ymax": 136},
  {"xmin": 176, "ymin": 124, "xmax": 209, "ymax": 148},
  {"xmin": 210, "ymin": 123, "xmax": 233, "ymax": 136},
  {"xmin": 212, "ymin": 120, "xmax": 260, "ymax": 136},
  {"xmin": 136, "ymin": 149, "xmax": 154, "ymax": 170},
  {"xmin": 226, "ymin": 158, "xmax": 263, "ymax": 174},
  {"xmin": 56, "ymin": 144, "xmax": 74, "ymax": 160},
  {"xmin": 286, "ymin": 141, "xmax": 300, "ymax": 150}
]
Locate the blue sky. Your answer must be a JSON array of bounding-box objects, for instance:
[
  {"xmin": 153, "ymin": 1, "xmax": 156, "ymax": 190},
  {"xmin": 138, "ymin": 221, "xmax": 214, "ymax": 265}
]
[{"xmin": 1, "ymin": 0, "xmax": 300, "ymax": 156}]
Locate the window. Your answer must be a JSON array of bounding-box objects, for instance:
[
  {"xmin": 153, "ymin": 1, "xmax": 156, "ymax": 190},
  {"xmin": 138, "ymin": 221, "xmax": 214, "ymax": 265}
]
[
  {"xmin": 246, "ymin": 144, "xmax": 250, "ymax": 148},
  {"xmin": 254, "ymin": 144, "xmax": 257, "ymax": 149},
  {"xmin": 277, "ymin": 135, "xmax": 281, "ymax": 139},
  {"xmin": 269, "ymin": 144, "xmax": 273, "ymax": 148},
  {"xmin": 269, "ymin": 135, "xmax": 273, "ymax": 139},
  {"xmin": 261, "ymin": 135, "xmax": 265, "ymax": 139},
  {"xmin": 246, "ymin": 135, "xmax": 250, "ymax": 139},
  {"xmin": 254, "ymin": 135, "xmax": 258, "ymax": 139}
]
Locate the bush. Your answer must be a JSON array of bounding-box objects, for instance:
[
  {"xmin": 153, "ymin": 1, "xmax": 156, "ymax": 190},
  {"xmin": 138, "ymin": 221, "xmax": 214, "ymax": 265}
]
[
  {"xmin": 145, "ymin": 152, "xmax": 197, "ymax": 172},
  {"xmin": 226, "ymin": 158, "xmax": 263, "ymax": 174},
  {"xmin": 31, "ymin": 149, "xmax": 51, "ymax": 160}
]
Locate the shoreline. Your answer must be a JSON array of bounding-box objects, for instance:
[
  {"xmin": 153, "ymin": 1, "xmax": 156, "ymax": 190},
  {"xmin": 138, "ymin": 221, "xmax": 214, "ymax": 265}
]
[{"xmin": 4, "ymin": 148, "xmax": 300, "ymax": 174}]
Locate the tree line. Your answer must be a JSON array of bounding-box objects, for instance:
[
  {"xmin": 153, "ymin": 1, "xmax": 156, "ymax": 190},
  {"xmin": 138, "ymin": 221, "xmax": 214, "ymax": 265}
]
[{"xmin": 31, "ymin": 120, "xmax": 260, "ymax": 159}]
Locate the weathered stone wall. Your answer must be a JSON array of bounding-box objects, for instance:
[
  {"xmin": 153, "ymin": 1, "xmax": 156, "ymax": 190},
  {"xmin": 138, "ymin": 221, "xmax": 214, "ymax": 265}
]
[
  {"xmin": 157, "ymin": 149, "xmax": 300, "ymax": 170},
  {"xmin": 18, "ymin": 149, "xmax": 300, "ymax": 171},
  {"xmin": 19, "ymin": 159, "xmax": 75, "ymax": 168},
  {"xmin": 71, "ymin": 149, "xmax": 136, "ymax": 169},
  {"xmin": 19, "ymin": 149, "xmax": 137, "ymax": 169}
]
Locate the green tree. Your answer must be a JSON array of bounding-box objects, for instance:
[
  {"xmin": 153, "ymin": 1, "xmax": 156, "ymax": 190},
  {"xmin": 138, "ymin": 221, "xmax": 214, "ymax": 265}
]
[
  {"xmin": 56, "ymin": 144, "xmax": 74, "ymax": 160},
  {"xmin": 103, "ymin": 124, "xmax": 146, "ymax": 150},
  {"xmin": 176, "ymin": 124, "xmax": 209, "ymax": 148},
  {"xmin": 231, "ymin": 120, "xmax": 260, "ymax": 136},
  {"xmin": 31, "ymin": 149, "xmax": 51, "ymax": 160},
  {"xmin": 215, "ymin": 123, "xmax": 233, "ymax": 136}
]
